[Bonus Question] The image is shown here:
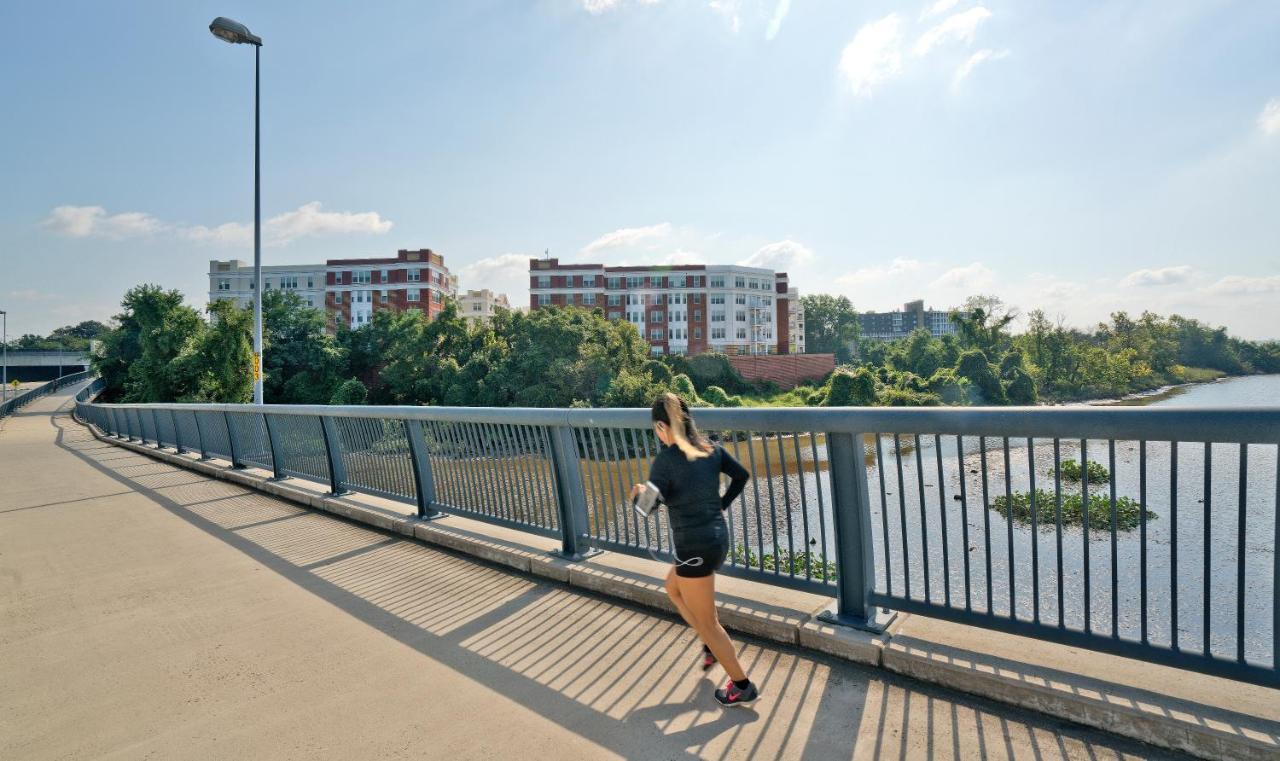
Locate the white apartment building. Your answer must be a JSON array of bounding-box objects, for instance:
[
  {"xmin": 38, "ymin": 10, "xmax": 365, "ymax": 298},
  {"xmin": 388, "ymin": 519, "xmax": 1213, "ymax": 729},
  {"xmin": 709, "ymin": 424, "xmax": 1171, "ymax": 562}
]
[
  {"xmin": 458, "ymin": 289, "xmax": 511, "ymax": 325},
  {"xmin": 208, "ymin": 260, "xmax": 327, "ymax": 310},
  {"xmin": 787, "ymin": 287, "xmax": 806, "ymax": 354}
]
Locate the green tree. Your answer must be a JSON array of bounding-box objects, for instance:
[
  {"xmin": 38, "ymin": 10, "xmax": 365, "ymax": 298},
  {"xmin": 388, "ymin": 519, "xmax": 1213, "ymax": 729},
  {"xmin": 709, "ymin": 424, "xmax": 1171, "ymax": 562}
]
[
  {"xmin": 801, "ymin": 294, "xmax": 860, "ymax": 363},
  {"xmin": 951, "ymin": 295, "xmax": 1017, "ymax": 357},
  {"xmin": 955, "ymin": 349, "xmax": 1007, "ymax": 405},
  {"xmin": 179, "ymin": 299, "xmax": 254, "ymax": 403},
  {"xmin": 824, "ymin": 367, "xmax": 877, "ymax": 406},
  {"xmin": 263, "ymin": 290, "xmax": 344, "ymax": 404},
  {"xmin": 93, "ymin": 284, "xmax": 205, "ymax": 402}
]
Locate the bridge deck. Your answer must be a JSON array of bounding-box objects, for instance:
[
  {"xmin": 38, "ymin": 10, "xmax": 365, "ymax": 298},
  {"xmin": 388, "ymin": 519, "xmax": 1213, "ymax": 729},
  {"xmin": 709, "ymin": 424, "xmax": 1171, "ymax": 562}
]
[{"xmin": 1, "ymin": 385, "xmax": 1174, "ymax": 760}]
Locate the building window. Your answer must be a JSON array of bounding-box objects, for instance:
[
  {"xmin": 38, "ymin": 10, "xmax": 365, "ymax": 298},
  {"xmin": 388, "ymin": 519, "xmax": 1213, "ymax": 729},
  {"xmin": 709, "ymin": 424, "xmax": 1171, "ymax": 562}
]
[
  {"xmin": 432, "ymin": 290, "xmax": 442, "ymax": 303},
  {"xmin": 217, "ymin": 279, "xmax": 231, "ymax": 291},
  {"xmin": 737, "ymin": 327, "xmax": 747, "ymax": 339},
  {"xmin": 583, "ymin": 275, "xmax": 596, "ymax": 288},
  {"xmin": 710, "ymin": 276, "xmax": 725, "ymax": 288},
  {"xmin": 649, "ymin": 310, "xmax": 662, "ymax": 323},
  {"xmin": 409, "ymin": 269, "xmax": 422, "ymax": 282},
  {"xmin": 626, "ymin": 276, "xmax": 643, "ymax": 289},
  {"xmin": 380, "ymin": 290, "xmax": 388, "ymax": 304},
  {"xmin": 710, "ymin": 294, "xmax": 724, "ymax": 305},
  {"xmin": 534, "ymin": 275, "xmax": 549, "ymax": 289},
  {"xmin": 352, "ymin": 270, "xmax": 371, "ymax": 285},
  {"xmin": 306, "ymin": 297, "xmax": 314, "ymax": 307},
  {"xmin": 334, "ymin": 292, "xmax": 343, "ymax": 304},
  {"xmin": 538, "ymin": 293, "xmax": 550, "ymax": 306},
  {"xmin": 650, "ymin": 329, "xmax": 663, "ymax": 341},
  {"xmin": 282, "ymin": 276, "xmax": 299, "ymax": 289},
  {"xmin": 712, "ymin": 327, "xmax": 725, "ymax": 340},
  {"xmin": 735, "ymin": 276, "xmax": 746, "ymax": 288},
  {"xmin": 764, "ymin": 297, "xmax": 772, "ymax": 306},
  {"xmin": 671, "ymin": 275, "xmax": 685, "ymax": 288},
  {"xmin": 583, "ymin": 292, "xmax": 595, "ymax": 305},
  {"xmin": 735, "ymin": 294, "xmax": 746, "ymax": 305},
  {"xmin": 693, "ymin": 328, "xmax": 702, "ymax": 340},
  {"xmin": 407, "ymin": 288, "xmax": 421, "ymax": 302},
  {"xmin": 692, "ymin": 294, "xmax": 702, "ymax": 305},
  {"xmin": 472, "ymin": 302, "xmax": 482, "ymax": 311},
  {"xmin": 711, "ymin": 311, "xmax": 725, "ymax": 323},
  {"xmin": 607, "ymin": 277, "xmax": 621, "ymax": 289},
  {"xmin": 736, "ymin": 310, "xmax": 746, "ymax": 322},
  {"xmin": 607, "ymin": 294, "xmax": 622, "ymax": 306},
  {"xmin": 693, "ymin": 310, "xmax": 701, "ymax": 321},
  {"xmin": 307, "ymin": 277, "xmax": 314, "ymax": 288},
  {"xmin": 380, "ymin": 269, "xmax": 389, "ymax": 283}
]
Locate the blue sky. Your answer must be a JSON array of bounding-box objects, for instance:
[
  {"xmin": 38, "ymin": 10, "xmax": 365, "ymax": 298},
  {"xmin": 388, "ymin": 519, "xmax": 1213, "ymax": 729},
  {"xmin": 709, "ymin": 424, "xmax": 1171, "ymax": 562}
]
[{"xmin": 2, "ymin": 0, "xmax": 1278, "ymax": 339}]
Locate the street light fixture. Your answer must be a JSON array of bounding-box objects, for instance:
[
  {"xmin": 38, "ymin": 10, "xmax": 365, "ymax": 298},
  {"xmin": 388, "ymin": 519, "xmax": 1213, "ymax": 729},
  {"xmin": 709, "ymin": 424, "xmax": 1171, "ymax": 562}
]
[{"xmin": 208, "ymin": 16, "xmax": 265, "ymax": 404}]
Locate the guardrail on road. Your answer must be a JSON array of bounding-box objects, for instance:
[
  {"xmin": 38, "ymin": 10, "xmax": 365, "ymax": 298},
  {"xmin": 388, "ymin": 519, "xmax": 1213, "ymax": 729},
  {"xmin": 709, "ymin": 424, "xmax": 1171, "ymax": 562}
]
[{"xmin": 73, "ymin": 389, "xmax": 1280, "ymax": 688}]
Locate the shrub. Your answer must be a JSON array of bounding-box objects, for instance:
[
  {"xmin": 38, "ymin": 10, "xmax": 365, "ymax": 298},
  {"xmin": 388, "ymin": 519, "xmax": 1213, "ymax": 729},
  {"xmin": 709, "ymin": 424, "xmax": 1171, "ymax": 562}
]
[
  {"xmin": 643, "ymin": 359, "xmax": 672, "ymax": 384},
  {"xmin": 926, "ymin": 368, "xmax": 969, "ymax": 405},
  {"xmin": 955, "ymin": 349, "xmax": 1007, "ymax": 405},
  {"xmin": 1053, "ymin": 458, "xmax": 1110, "ymax": 483},
  {"xmin": 825, "ymin": 367, "xmax": 877, "ymax": 406},
  {"xmin": 330, "ymin": 377, "xmax": 368, "ymax": 405},
  {"xmin": 671, "ymin": 373, "xmax": 698, "ymax": 400},
  {"xmin": 702, "ymin": 385, "xmax": 742, "ymax": 407},
  {"xmin": 879, "ymin": 388, "xmax": 942, "ymax": 406},
  {"xmin": 991, "ymin": 488, "xmax": 1151, "ymax": 531},
  {"xmin": 1004, "ymin": 366, "xmax": 1039, "ymax": 405}
]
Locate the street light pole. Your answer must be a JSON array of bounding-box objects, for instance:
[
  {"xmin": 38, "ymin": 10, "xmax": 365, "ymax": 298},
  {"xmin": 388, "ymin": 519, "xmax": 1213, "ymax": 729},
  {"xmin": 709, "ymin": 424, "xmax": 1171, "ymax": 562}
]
[
  {"xmin": 209, "ymin": 16, "xmax": 265, "ymax": 404},
  {"xmin": 1, "ymin": 310, "xmax": 7, "ymax": 402}
]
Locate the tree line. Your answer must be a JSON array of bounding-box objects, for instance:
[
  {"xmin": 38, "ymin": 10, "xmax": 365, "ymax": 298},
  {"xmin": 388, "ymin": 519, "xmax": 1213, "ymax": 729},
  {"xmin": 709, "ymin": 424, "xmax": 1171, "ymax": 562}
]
[{"xmin": 83, "ymin": 284, "xmax": 1280, "ymax": 407}]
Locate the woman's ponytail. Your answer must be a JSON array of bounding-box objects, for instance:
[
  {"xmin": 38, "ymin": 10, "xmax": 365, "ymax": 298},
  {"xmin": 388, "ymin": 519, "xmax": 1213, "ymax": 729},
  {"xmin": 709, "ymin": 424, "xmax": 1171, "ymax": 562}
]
[{"xmin": 656, "ymin": 392, "xmax": 711, "ymax": 461}]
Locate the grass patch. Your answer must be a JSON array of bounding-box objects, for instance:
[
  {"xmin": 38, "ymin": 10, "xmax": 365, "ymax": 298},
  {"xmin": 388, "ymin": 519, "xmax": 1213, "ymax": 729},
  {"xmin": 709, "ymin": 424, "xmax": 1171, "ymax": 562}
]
[
  {"xmin": 991, "ymin": 488, "xmax": 1154, "ymax": 531},
  {"xmin": 1052, "ymin": 458, "xmax": 1110, "ymax": 484},
  {"xmin": 731, "ymin": 545, "xmax": 836, "ymax": 582},
  {"xmin": 1177, "ymin": 366, "xmax": 1226, "ymax": 383}
]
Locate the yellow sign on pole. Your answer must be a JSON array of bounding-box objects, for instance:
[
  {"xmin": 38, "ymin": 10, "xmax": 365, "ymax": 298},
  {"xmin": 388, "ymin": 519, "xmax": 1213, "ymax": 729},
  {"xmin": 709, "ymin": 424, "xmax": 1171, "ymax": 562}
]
[{"xmin": 252, "ymin": 353, "xmax": 261, "ymax": 381}]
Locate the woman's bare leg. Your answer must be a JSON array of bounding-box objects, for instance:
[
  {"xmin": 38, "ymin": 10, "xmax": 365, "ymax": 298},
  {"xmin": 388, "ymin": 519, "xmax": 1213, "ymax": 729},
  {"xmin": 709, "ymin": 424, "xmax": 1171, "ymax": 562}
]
[
  {"xmin": 676, "ymin": 574, "xmax": 747, "ymax": 683},
  {"xmin": 665, "ymin": 565, "xmax": 701, "ymax": 633}
]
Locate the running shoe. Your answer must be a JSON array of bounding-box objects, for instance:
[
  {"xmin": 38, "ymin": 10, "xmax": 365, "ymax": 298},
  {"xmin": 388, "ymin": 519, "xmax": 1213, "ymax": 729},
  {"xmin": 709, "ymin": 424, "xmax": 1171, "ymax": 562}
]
[
  {"xmin": 701, "ymin": 647, "xmax": 717, "ymax": 672},
  {"xmin": 714, "ymin": 679, "xmax": 759, "ymax": 707}
]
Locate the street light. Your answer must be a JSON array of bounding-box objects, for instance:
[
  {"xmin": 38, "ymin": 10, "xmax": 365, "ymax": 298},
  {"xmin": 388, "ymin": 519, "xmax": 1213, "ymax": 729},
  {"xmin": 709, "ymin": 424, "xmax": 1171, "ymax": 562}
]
[{"xmin": 209, "ymin": 16, "xmax": 265, "ymax": 404}]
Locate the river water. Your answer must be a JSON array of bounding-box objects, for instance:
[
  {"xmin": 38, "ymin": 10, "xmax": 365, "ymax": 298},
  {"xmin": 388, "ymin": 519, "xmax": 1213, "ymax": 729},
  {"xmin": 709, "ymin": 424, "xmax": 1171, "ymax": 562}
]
[{"xmin": 723, "ymin": 375, "xmax": 1279, "ymax": 666}]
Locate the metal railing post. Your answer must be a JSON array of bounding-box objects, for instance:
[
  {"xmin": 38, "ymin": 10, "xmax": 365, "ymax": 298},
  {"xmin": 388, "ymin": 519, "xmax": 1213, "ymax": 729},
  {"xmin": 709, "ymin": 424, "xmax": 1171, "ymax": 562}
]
[
  {"xmin": 150, "ymin": 408, "xmax": 164, "ymax": 449},
  {"xmin": 193, "ymin": 412, "xmax": 211, "ymax": 460},
  {"xmin": 405, "ymin": 419, "xmax": 442, "ymax": 520},
  {"xmin": 318, "ymin": 415, "xmax": 349, "ymax": 496},
  {"xmin": 548, "ymin": 423, "xmax": 595, "ymax": 559},
  {"xmin": 224, "ymin": 412, "xmax": 244, "ymax": 468},
  {"xmin": 171, "ymin": 409, "xmax": 185, "ymax": 454},
  {"xmin": 262, "ymin": 412, "xmax": 287, "ymax": 480},
  {"xmin": 818, "ymin": 431, "xmax": 892, "ymax": 632}
]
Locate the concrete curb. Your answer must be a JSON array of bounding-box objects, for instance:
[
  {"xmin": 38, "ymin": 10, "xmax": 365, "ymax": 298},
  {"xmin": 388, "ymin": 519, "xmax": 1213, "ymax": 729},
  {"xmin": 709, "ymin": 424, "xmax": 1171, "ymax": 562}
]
[{"xmin": 85, "ymin": 424, "xmax": 1279, "ymax": 761}]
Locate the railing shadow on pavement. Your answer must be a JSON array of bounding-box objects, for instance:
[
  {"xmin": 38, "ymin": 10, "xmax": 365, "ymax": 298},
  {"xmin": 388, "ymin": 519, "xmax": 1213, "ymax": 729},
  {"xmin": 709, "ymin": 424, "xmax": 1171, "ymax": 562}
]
[{"xmin": 46, "ymin": 410, "xmax": 1179, "ymax": 761}]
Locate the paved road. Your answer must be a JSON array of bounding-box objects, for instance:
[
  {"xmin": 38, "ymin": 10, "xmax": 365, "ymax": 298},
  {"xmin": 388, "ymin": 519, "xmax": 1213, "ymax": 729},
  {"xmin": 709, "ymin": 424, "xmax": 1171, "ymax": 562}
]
[{"xmin": 0, "ymin": 385, "xmax": 1186, "ymax": 760}]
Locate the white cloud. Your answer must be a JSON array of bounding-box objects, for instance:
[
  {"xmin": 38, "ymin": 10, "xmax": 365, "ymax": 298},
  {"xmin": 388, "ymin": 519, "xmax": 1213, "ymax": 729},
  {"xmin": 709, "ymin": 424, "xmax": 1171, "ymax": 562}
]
[
  {"xmin": 919, "ymin": 0, "xmax": 960, "ymax": 21},
  {"xmin": 836, "ymin": 257, "xmax": 922, "ymax": 286},
  {"xmin": 1205, "ymin": 275, "xmax": 1280, "ymax": 295},
  {"xmin": 913, "ymin": 7, "xmax": 991, "ymax": 56},
  {"xmin": 952, "ymin": 48, "xmax": 1009, "ymax": 89},
  {"xmin": 709, "ymin": 0, "xmax": 742, "ymax": 34},
  {"xmin": 930, "ymin": 261, "xmax": 994, "ymax": 290},
  {"xmin": 765, "ymin": 0, "xmax": 791, "ymax": 41},
  {"xmin": 739, "ymin": 239, "xmax": 814, "ymax": 270},
  {"xmin": 44, "ymin": 202, "xmax": 392, "ymax": 248},
  {"xmin": 458, "ymin": 253, "xmax": 531, "ymax": 303},
  {"xmin": 1259, "ymin": 98, "xmax": 1280, "ymax": 136},
  {"xmin": 582, "ymin": 0, "xmax": 621, "ymax": 15},
  {"xmin": 1120, "ymin": 265, "xmax": 1193, "ymax": 287},
  {"xmin": 42, "ymin": 205, "xmax": 164, "ymax": 239},
  {"xmin": 838, "ymin": 15, "xmax": 904, "ymax": 97},
  {"xmin": 581, "ymin": 222, "xmax": 672, "ymax": 256}
]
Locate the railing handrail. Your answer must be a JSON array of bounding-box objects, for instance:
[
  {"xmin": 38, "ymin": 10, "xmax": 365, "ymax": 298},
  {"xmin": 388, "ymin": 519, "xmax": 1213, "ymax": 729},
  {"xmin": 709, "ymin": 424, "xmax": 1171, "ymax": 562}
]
[
  {"xmin": 0, "ymin": 371, "xmax": 95, "ymax": 418},
  {"xmin": 81, "ymin": 400, "xmax": 1280, "ymax": 443}
]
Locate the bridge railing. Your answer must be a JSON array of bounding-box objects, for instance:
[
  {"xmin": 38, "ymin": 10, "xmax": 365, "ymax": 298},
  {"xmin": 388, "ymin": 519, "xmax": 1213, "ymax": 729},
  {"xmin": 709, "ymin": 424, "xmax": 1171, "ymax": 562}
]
[
  {"xmin": 0, "ymin": 370, "xmax": 94, "ymax": 419},
  {"xmin": 73, "ymin": 395, "xmax": 1280, "ymax": 688}
]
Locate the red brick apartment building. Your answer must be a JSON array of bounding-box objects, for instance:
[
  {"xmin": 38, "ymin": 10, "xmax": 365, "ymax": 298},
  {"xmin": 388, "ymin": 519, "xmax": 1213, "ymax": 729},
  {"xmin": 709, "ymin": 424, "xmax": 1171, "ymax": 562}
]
[{"xmin": 529, "ymin": 258, "xmax": 794, "ymax": 356}]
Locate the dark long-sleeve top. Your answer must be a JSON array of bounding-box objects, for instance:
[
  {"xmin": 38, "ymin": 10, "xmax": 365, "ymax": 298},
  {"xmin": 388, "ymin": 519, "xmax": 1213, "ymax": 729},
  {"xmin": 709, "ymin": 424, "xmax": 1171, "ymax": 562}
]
[{"xmin": 646, "ymin": 443, "xmax": 750, "ymax": 532}]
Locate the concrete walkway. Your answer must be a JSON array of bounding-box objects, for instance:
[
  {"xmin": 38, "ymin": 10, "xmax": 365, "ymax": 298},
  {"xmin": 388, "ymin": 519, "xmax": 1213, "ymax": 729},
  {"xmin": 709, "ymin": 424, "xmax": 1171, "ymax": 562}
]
[{"xmin": 1, "ymin": 385, "xmax": 1184, "ymax": 760}]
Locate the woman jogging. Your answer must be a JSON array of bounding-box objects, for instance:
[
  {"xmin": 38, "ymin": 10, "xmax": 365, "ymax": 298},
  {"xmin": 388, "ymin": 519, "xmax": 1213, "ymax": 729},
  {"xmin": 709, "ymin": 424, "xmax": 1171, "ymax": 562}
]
[{"xmin": 629, "ymin": 392, "xmax": 759, "ymax": 707}]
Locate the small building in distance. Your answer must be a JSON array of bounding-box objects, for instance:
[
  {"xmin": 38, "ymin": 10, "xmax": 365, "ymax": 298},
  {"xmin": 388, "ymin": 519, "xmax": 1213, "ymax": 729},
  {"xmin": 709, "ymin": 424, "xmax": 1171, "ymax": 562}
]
[
  {"xmin": 859, "ymin": 299, "xmax": 957, "ymax": 342},
  {"xmin": 458, "ymin": 288, "xmax": 511, "ymax": 325}
]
